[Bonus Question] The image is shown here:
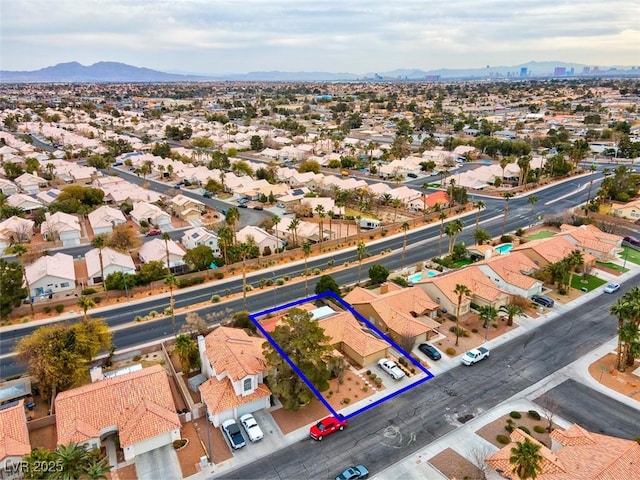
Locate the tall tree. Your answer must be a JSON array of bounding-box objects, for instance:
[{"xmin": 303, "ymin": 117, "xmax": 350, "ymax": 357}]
[
  {"xmin": 500, "ymin": 302, "xmax": 524, "ymax": 327},
  {"xmin": 77, "ymin": 296, "xmax": 95, "ymax": 322},
  {"xmin": 263, "ymin": 308, "xmax": 334, "ymax": 410},
  {"xmin": 161, "ymin": 232, "xmax": 172, "ymax": 274},
  {"xmin": 509, "ymin": 438, "xmax": 543, "ymax": 480},
  {"xmin": 438, "ymin": 211, "xmax": 447, "ymax": 256},
  {"xmin": 272, "ymin": 214, "xmax": 281, "ymax": 260},
  {"xmin": 477, "ymin": 304, "xmax": 498, "ymax": 340},
  {"xmin": 474, "ymin": 200, "xmax": 485, "ymax": 231},
  {"xmin": 502, "ymin": 192, "xmax": 514, "ymax": 236},
  {"xmin": 174, "ymin": 334, "xmax": 200, "ymax": 374},
  {"xmin": 564, "ymin": 249, "xmax": 584, "ymax": 291},
  {"xmin": 528, "ymin": 195, "xmax": 539, "ymax": 216},
  {"xmin": 401, "ymin": 222, "xmax": 410, "ymax": 268},
  {"xmin": 5, "ymin": 244, "xmax": 34, "ymax": 317},
  {"xmin": 302, "ymin": 242, "xmax": 312, "ymax": 296},
  {"xmin": 217, "ymin": 225, "xmax": 233, "ymax": 265},
  {"xmin": 315, "ymin": 205, "xmax": 326, "ymax": 243},
  {"xmin": 445, "ymin": 219, "xmax": 464, "ymax": 254},
  {"xmin": 0, "ymin": 258, "xmax": 28, "ymax": 317},
  {"xmin": 165, "ymin": 274, "xmax": 178, "ymax": 336},
  {"xmin": 238, "ymin": 241, "xmax": 253, "ymax": 309},
  {"xmin": 287, "ymin": 217, "xmax": 300, "ymax": 247},
  {"xmin": 585, "ymin": 164, "xmax": 597, "ymax": 216},
  {"xmin": 91, "ymin": 235, "xmax": 107, "ymax": 291},
  {"xmin": 356, "ymin": 242, "xmax": 367, "ymax": 285},
  {"xmin": 225, "ymin": 207, "xmax": 240, "ymax": 244},
  {"xmin": 454, "ymin": 284, "xmax": 471, "ymax": 347}
]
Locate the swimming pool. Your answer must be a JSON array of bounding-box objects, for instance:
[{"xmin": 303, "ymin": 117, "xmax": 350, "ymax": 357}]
[
  {"xmin": 494, "ymin": 243, "xmax": 513, "ymax": 255},
  {"xmin": 407, "ymin": 270, "xmax": 439, "ymax": 283}
]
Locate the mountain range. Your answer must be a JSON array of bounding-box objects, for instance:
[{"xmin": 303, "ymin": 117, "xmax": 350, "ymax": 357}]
[{"xmin": 0, "ymin": 61, "xmax": 636, "ymax": 83}]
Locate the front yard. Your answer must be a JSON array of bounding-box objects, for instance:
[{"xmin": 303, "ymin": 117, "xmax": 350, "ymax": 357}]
[
  {"xmin": 570, "ymin": 273, "xmax": 606, "ymax": 291},
  {"xmin": 620, "ymin": 246, "xmax": 640, "ymax": 265}
]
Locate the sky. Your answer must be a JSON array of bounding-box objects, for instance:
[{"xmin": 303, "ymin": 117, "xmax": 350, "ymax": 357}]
[{"xmin": 2, "ymin": 0, "xmax": 639, "ymax": 74}]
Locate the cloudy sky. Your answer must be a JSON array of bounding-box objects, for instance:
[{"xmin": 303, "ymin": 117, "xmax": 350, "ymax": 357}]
[{"xmin": 2, "ymin": 0, "xmax": 639, "ymax": 74}]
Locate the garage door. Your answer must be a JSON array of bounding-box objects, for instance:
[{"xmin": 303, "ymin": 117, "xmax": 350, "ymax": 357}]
[{"xmin": 236, "ymin": 398, "xmax": 266, "ymax": 418}]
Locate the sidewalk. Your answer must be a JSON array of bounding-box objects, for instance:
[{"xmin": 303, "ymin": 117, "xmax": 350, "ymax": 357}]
[{"xmin": 194, "ymin": 261, "xmax": 640, "ymax": 480}]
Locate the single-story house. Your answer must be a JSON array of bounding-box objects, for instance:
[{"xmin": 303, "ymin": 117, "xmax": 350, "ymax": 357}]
[
  {"xmin": 237, "ymin": 226, "xmax": 284, "ymax": 254},
  {"xmin": 55, "ymin": 365, "xmax": 181, "ymax": 462},
  {"xmin": 475, "ymin": 251, "xmax": 543, "ymax": 298},
  {"xmin": 85, "ymin": 247, "xmax": 136, "ymax": 285},
  {"xmin": 138, "ymin": 238, "xmax": 186, "ymax": 271},
  {"xmin": 130, "ymin": 202, "xmax": 172, "ymax": 229},
  {"xmin": 0, "ymin": 400, "xmax": 31, "ymax": 480},
  {"xmin": 6, "ymin": 193, "xmax": 44, "ymax": 214},
  {"xmin": 611, "ymin": 198, "xmax": 640, "ymax": 221},
  {"xmin": 24, "ymin": 252, "xmax": 76, "ymax": 298},
  {"xmin": 0, "ymin": 215, "xmax": 35, "ymax": 248},
  {"xmin": 181, "ymin": 226, "xmax": 220, "ymax": 255},
  {"xmin": 558, "ymin": 224, "xmax": 622, "ymax": 261},
  {"xmin": 41, "ymin": 211, "xmax": 82, "ymax": 246},
  {"xmin": 169, "ymin": 194, "xmax": 205, "ymax": 222},
  {"xmin": 0, "ymin": 178, "xmax": 18, "ymax": 196},
  {"xmin": 513, "ymin": 236, "xmax": 597, "ymax": 269},
  {"xmin": 14, "ymin": 172, "xmax": 48, "ymax": 195},
  {"xmin": 87, "ymin": 205, "xmax": 127, "ymax": 236}
]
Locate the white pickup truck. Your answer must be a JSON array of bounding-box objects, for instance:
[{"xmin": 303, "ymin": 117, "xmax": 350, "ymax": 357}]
[{"xmin": 461, "ymin": 347, "xmax": 490, "ymax": 365}]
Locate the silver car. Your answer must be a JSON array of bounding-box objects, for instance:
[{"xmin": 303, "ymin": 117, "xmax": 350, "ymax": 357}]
[
  {"xmin": 240, "ymin": 413, "xmax": 264, "ymax": 442},
  {"xmin": 378, "ymin": 359, "xmax": 405, "ymax": 380}
]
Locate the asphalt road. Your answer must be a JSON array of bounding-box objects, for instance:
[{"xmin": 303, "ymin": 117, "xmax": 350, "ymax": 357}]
[
  {"xmin": 222, "ymin": 273, "xmax": 639, "ymax": 479},
  {"xmin": 0, "ymin": 173, "xmax": 610, "ymax": 376}
]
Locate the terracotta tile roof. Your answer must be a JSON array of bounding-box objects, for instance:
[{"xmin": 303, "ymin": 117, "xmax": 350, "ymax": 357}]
[
  {"xmin": 55, "ymin": 365, "xmax": 180, "ymax": 448},
  {"xmin": 417, "ymin": 266, "xmax": 508, "ymax": 304},
  {"xmin": 513, "ymin": 236, "xmax": 597, "ymax": 265},
  {"xmin": 203, "ymin": 327, "xmax": 267, "ymax": 381},
  {"xmin": 558, "ymin": 224, "xmax": 621, "ymax": 255},
  {"xmin": 343, "ymin": 287, "xmax": 379, "ymax": 304},
  {"xmin": 487, "ymin": 424, "xmax": 640, "ymax": 480},
  {"xmin": 0, "ymin": 400, "xmax": 31, "ymax": 460},
  {"xmin": 320, "ymin": 312, "xmax": 389, "ymax": 357},
  {"xmin": 477, "ymin": 252, "xmax": 540, "ymax": 290},
  {"xmin": 199, "ymin": 378, "xmax": 271, "ymax": 415}
]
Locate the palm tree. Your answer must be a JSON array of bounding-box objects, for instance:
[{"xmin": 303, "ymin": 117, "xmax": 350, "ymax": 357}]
[
  {"xmin": 175, "ymin": 334, "xmax": 198, "ymax": 374},
  {"xmin": 500, "ymin": 302, "xmax": 524, "ymax": 327},
  {"xmin": 500, "ymin": 156, "xmax": 511, "ymax": 181},
  {"xmin": 454, "ymin": 284, "xmax": 471, "ymax": 347},
  {"xmin": 528, "ymin": 195, "xmax": 539, "ymax": 216},
  {"xmin": 478, "ymin": 304, "xmax": 498, "ymax": 341},
  {"xmin": 77, "ymin": 296, "xmax": 96, "ymax": 322},
  {"xmin": 85, "ymin": 455, "xmax": 111, "ymax": 479},
  {"xmin": 287, "ymin": 217, "xmax": 300, "ymax": 247},
  {"xmin": 217, "ymin": 225, "xmax": 233, "ymax": 265},
  {"xmin": 6, "ymin": 243, "xmax": 34, "ymax": 318},
  {"xmin": 272, "ymin": 214, "xmax": 281, "ymax": 260},
  {"xmin": 356, "ymin": 242, "xmax": 367, "ymax": 285},
  {"xmin": 225, "ymin": 207, "xmax": 240, "ymax": 244},
  {"xmin": 585, "ymin": 164, "xmax": 597, "ymax": 216},
  {"xmin": 474, "ymin": 200, "xmax": 485, "ymax": 230},
  {"xmin": 565, "ymin": 249, "xmax": 584, "ymax": 290},
  {"xmin": 611, "ymin": 298, "xmax": 631, "ymax": 371},
  {"xmin": 165, "ymin": 274, "xmax": 178, "ymax": 336},
  {"xmin": 315, "ymin": 205, "xmax": 326, "ymax": 243},
  {"xmin": 54, "ymin": 442, "xmax": 93, "ymax": 479},
  {"xmin": 391, "ymin": 198, "xmax": 402, "ymax": 222},
  {"xmin": 444, "ymin": 219, "xmax": 464, "ymax": 255},
  {"xmin": 502, "ymin": 192, "xmax": 514, "ymax": 236},
  {"xmin": 473, "ymin": 228, "xmax": 491, "ymax": 245},
  {"xmin": 517, "ymin": 154, "xmax": 532, "ymax": 187},
  {"xmin": 438, "ymin": 211, "xmax": 447, "ymax": 256},
  {"xmin": 401, "ymin": 222, "xmax": 410, "ymax": 268},
  {"xmin": 302, "ymin": 242, "xmax": 312, "ymax": 296},
  {"xmin": 91, "ymin": 234, "xmax": 107, "ymax": 291},
  {"xmin": 161, "ymin": 232, "xmax": 172, "ymax": 274},
  {"xmin": 238, "ymin": 242, "xmax": 252, "ymax": 309},
  {"xmin": 509, "ymin": 437, "xmax": 543, "ymax": 480}
]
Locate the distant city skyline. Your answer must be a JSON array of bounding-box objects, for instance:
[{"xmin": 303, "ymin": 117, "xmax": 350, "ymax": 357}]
[{"xmin": 2, "ymin": 0, "xmax": 639, "ymax": 75}]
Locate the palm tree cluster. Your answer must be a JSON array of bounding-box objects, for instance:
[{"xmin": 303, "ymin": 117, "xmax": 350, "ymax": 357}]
[
  {"xmin": 610, "ymin": 287, "xmax": 640, "ymax": 372},
  {"xmin": 21, "ymin": 442, "xmax": 111, "ymax": 479},
  {"xmin": 542, "ymin": 249, "xmax": 584, "ymax": 293}
]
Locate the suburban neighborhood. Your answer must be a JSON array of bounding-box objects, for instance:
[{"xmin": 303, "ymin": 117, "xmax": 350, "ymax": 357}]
[{"xmin": 0, "ymin": 76, "xmax": 639, "ymax": 480}]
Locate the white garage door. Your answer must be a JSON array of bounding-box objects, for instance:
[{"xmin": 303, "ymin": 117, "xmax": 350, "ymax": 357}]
[{"xmin": 236, "ymin": 398, "xmax": 266, "ymax": 418}]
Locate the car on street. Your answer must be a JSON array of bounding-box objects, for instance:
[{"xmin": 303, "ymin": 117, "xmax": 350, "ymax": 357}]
[
  {"xmin": 418, "ymin": 343, "xmax": 441, "ymax": 361},
  {"xmin": 203, "ymin": 191, "xmax": 212, "ymax": 198},
  {"xmin": 407, "ymin": 172, "xmax": 418, "ymax": 178},
  {"xmin": 336, "ymin": 465, "xmax": 369, "ymax": 480},
  {"xmin": 603, "ymin": 283, "xmax": 620, "ymax": 294},
  {"xmin": 253, "ymin": 205, "xmax": 264, "ymax": 210},
  {"xmin": 378, "ymin": 358, "xmax": 405, "ymax": 380},
  {"xmin": 461, "ymin": 347, "xmax": 490, "ymax": 366},
  {"xmin": 145, "ymin": 229, "xmax": 162, "ymax": 236},
  {"xmin": 221, "ymin": 419, "xmax": 246, "ymax": 449},
  {"xmin": 239, "ymin": 204, "xmax": 248, "ymax": 208},
  {"xmin": 239, "ymin": 413, "xmax": 264, "ymax": 442},
  {"xmin": 623, "ymin": 236, "xmax": 640, "ymax": 246},
  {"xmin": 309, "ymin": 416, "xmax": 347, "ymax": 441},
  {"xmin": 531, "ymin": 294, "xmax": 554, "ymax": 308}
]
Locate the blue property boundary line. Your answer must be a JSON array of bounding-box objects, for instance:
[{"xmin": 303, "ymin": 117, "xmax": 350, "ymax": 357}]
[{"xmin": 249, "ymin": 291, "xmax": 434, "ymax": 420}]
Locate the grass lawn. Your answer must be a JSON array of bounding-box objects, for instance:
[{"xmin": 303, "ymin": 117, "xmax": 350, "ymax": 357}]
[
  {"xmin": 451, "ymin": 259, "xmax": 472, "ymax": 268},
  {"xmin": 595, "ymin": 261, "xmax": 629, "ymax": 273},
  {"xmin": 425, "ymin": 183, "xmax": 441, "ymax": 188},
  {"xmin": 525, "ymin": 230, "xmax": 557, "ymax": 240},
  {"xmin": 571, "ymin": 274, "xmax": 607, "ymax": 291},
  {"xmin": 619, "ymin": 246, "xmax": 640, "ymax": 266},
  {"xmin": 345, "ymin": 208, "xmax": 379, "ymax": 220}
]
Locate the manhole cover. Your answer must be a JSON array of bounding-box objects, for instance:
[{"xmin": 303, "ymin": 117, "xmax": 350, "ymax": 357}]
[{"xmin": 457, "ymin": 414, "xmax": 474, "ymax": 424}]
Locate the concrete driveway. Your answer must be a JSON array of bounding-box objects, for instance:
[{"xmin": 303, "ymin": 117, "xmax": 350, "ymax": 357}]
[{"xmin": 135, "ymin": 444, "xmax": 182, "ymax": 480}]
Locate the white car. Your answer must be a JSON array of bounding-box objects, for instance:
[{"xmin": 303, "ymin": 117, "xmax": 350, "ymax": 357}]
[
  {"xmin": 603, "ymin": 283, "xmax": 620, "ymax": 294},
  {"xmin": 378, "ymin": 359, "xmax": 405, "ymax": 380},
  {"xmin": 461, "ymin": 347, "xmax": 490, "ymax": 366},
  {"xmin": 240, "ymin": 413, "xmax": 264, "ymax": 442}
]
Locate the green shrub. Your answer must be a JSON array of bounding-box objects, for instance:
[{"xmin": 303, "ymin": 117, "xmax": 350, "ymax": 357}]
[
  {"xmin": 528, "ymin": 410, "xmax": 541, "ymax": 420},
  {"xmin": 509, "ymin": 411, "xmax": 522, "ymax": 419},
  {"xmin": 93, "ymin": 296, "xmax": 102, "ymax": 304},
  {"xmin": 365, "ymin": 370, "xmax": 371, "ymax": 375},
  {"xmin": 374, "ymin": 377, "xmax": 383, "ymax": 386},
  {"xmin": 398, "ymin": 357, "xmax": 408, "ymax": 367},
  {"xmin": 496, "ymin": 435, "xmax": 510, "ymax": 445},
  {"xmin": 471, "ymin": 328, "xmax": 478, "ymax": 333},
  {"xmin": 518, "ymin": 426, "xmax": 531, "ymax": 435},
  {"xmin": 148, "ymin": 310, "xmax": 158, "ymax": 317},
  {"xmin": 244, "ymin": 285, "xmax": 253, "ymax": 292},
  {"xmin": 43, "ymin": 306, "xmax": 52, "ymax": 314},
  {"xmin": 134, "ymin": 315, "xmax": 143, "ymax": 322},
  {"xmin": 391, "ymin": 277, "xmax": 409, "ymax": 287},
  {"xmin": 214, "ymin": 271, "xmax": 224, "ymax": 280},
  {"xmin": 82, "ymin": 287, "xmax": 98, "ymax": 295},
  {"xmin": 505, "ymin": 418, "xmax": 515, "ymax": 433},
  {"xmin": 343, "ymin": 397, "xmax": 351, "ymax": 404},
  {"xmin": 132, "ymin": 355, "xmax": 142, "ymax": 361},
  {"xmin": 177, "ymin": 276, "xmax": 206, "ymax": 288},
  {"xmin": 211, "ymin": 295, "xmax": 221, "ymax": 303},
  {"xmin": 276, "ymin": 278, "xmax": 285, "ymax": 286},
  {"xmin": 449, "ymin": 326, "xmax": 470, "ymax": 337},
  {"xmin": 533, "ymin": 425, "xmax": 546, "ymax": 434},
  {"xmin": 500, "ymin": 235, "xmax": 513, "ymax": 243},
  {"xmin": 313, "ymin": 268, "xmax": 321, "ymax": 275},
  {"xmin": 54, "ymin": 304, "xmax": 65, "ymax": 313},
  {"xmin": 445, "ymin": 347, "xmax": 456, "ymax": 356}
]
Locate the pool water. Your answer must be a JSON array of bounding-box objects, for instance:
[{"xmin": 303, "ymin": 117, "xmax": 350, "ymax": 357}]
[
  {"xmin": 494, "ymin": 243, "xmax": 513, "ymax": 255},
  {"xmin": 407, "ymin": 270, "xmax": 439, "ymax": 283}
]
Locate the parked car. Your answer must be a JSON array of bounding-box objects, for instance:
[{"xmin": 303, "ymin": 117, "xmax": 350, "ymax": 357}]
[
  {"xmin": 418, "ymin": 343, "xmax": 441, "ymax": 361},
  {"xmin": 145, "ymin": 229, "xmax": 162, "ymax": 236},
  {"xmin": 378, "ymin": 359, "xmax": 405, "ymax": 380},
  {"xmin": 603, "ymin": 283, "xmax": 620, "ymax": 294},
  {"xmin": 531, "ymin": 294, "xmax": 554, "ymax": 308},
  {"xmin": 239, "ymin": 413, "xmax": 264, "ymax": 442},
  {"xmin": 221, "ymin": 419, "xmax": 246, "ymax": 449},
  {"xmin": 276, "ymin": 202, "xmax": 285, "ymax": 208},
  {"xmin": 407, "ymin": 172, "xmax": 418, "ymax": 178},
  {"xmin": 623, "ymin": 236, "xmax": 640, "ymax": 246},
  {"xmin": 461, "ymin": 347, "xmax": 490, "ymax": 366},
  {"xmin": 336, "ymin": 465, "xmax": 369, "ymax": 480},
  {"xmin": 203, "ymin": 191, "xmax": 212, "ymax": 198},
  {"xmin": 253, "ymin": 205, "xmax": 264, "ymax": 210},
  {"xmin": 239, "ymin": 204, "xmax": 248, "ymax": 208},
  {"xmin": 309, "ymin": 416, "xmax": 348, "ymax": 441}
]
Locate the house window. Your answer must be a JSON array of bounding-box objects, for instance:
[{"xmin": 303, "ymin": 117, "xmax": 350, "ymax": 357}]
[
  {"xmin": 243, "ymin": 378, "xmax": 252, "ymax": 391},
  {"xmin": 60, "ymin": 282, "xmax": 70, "ymax": 288}
]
